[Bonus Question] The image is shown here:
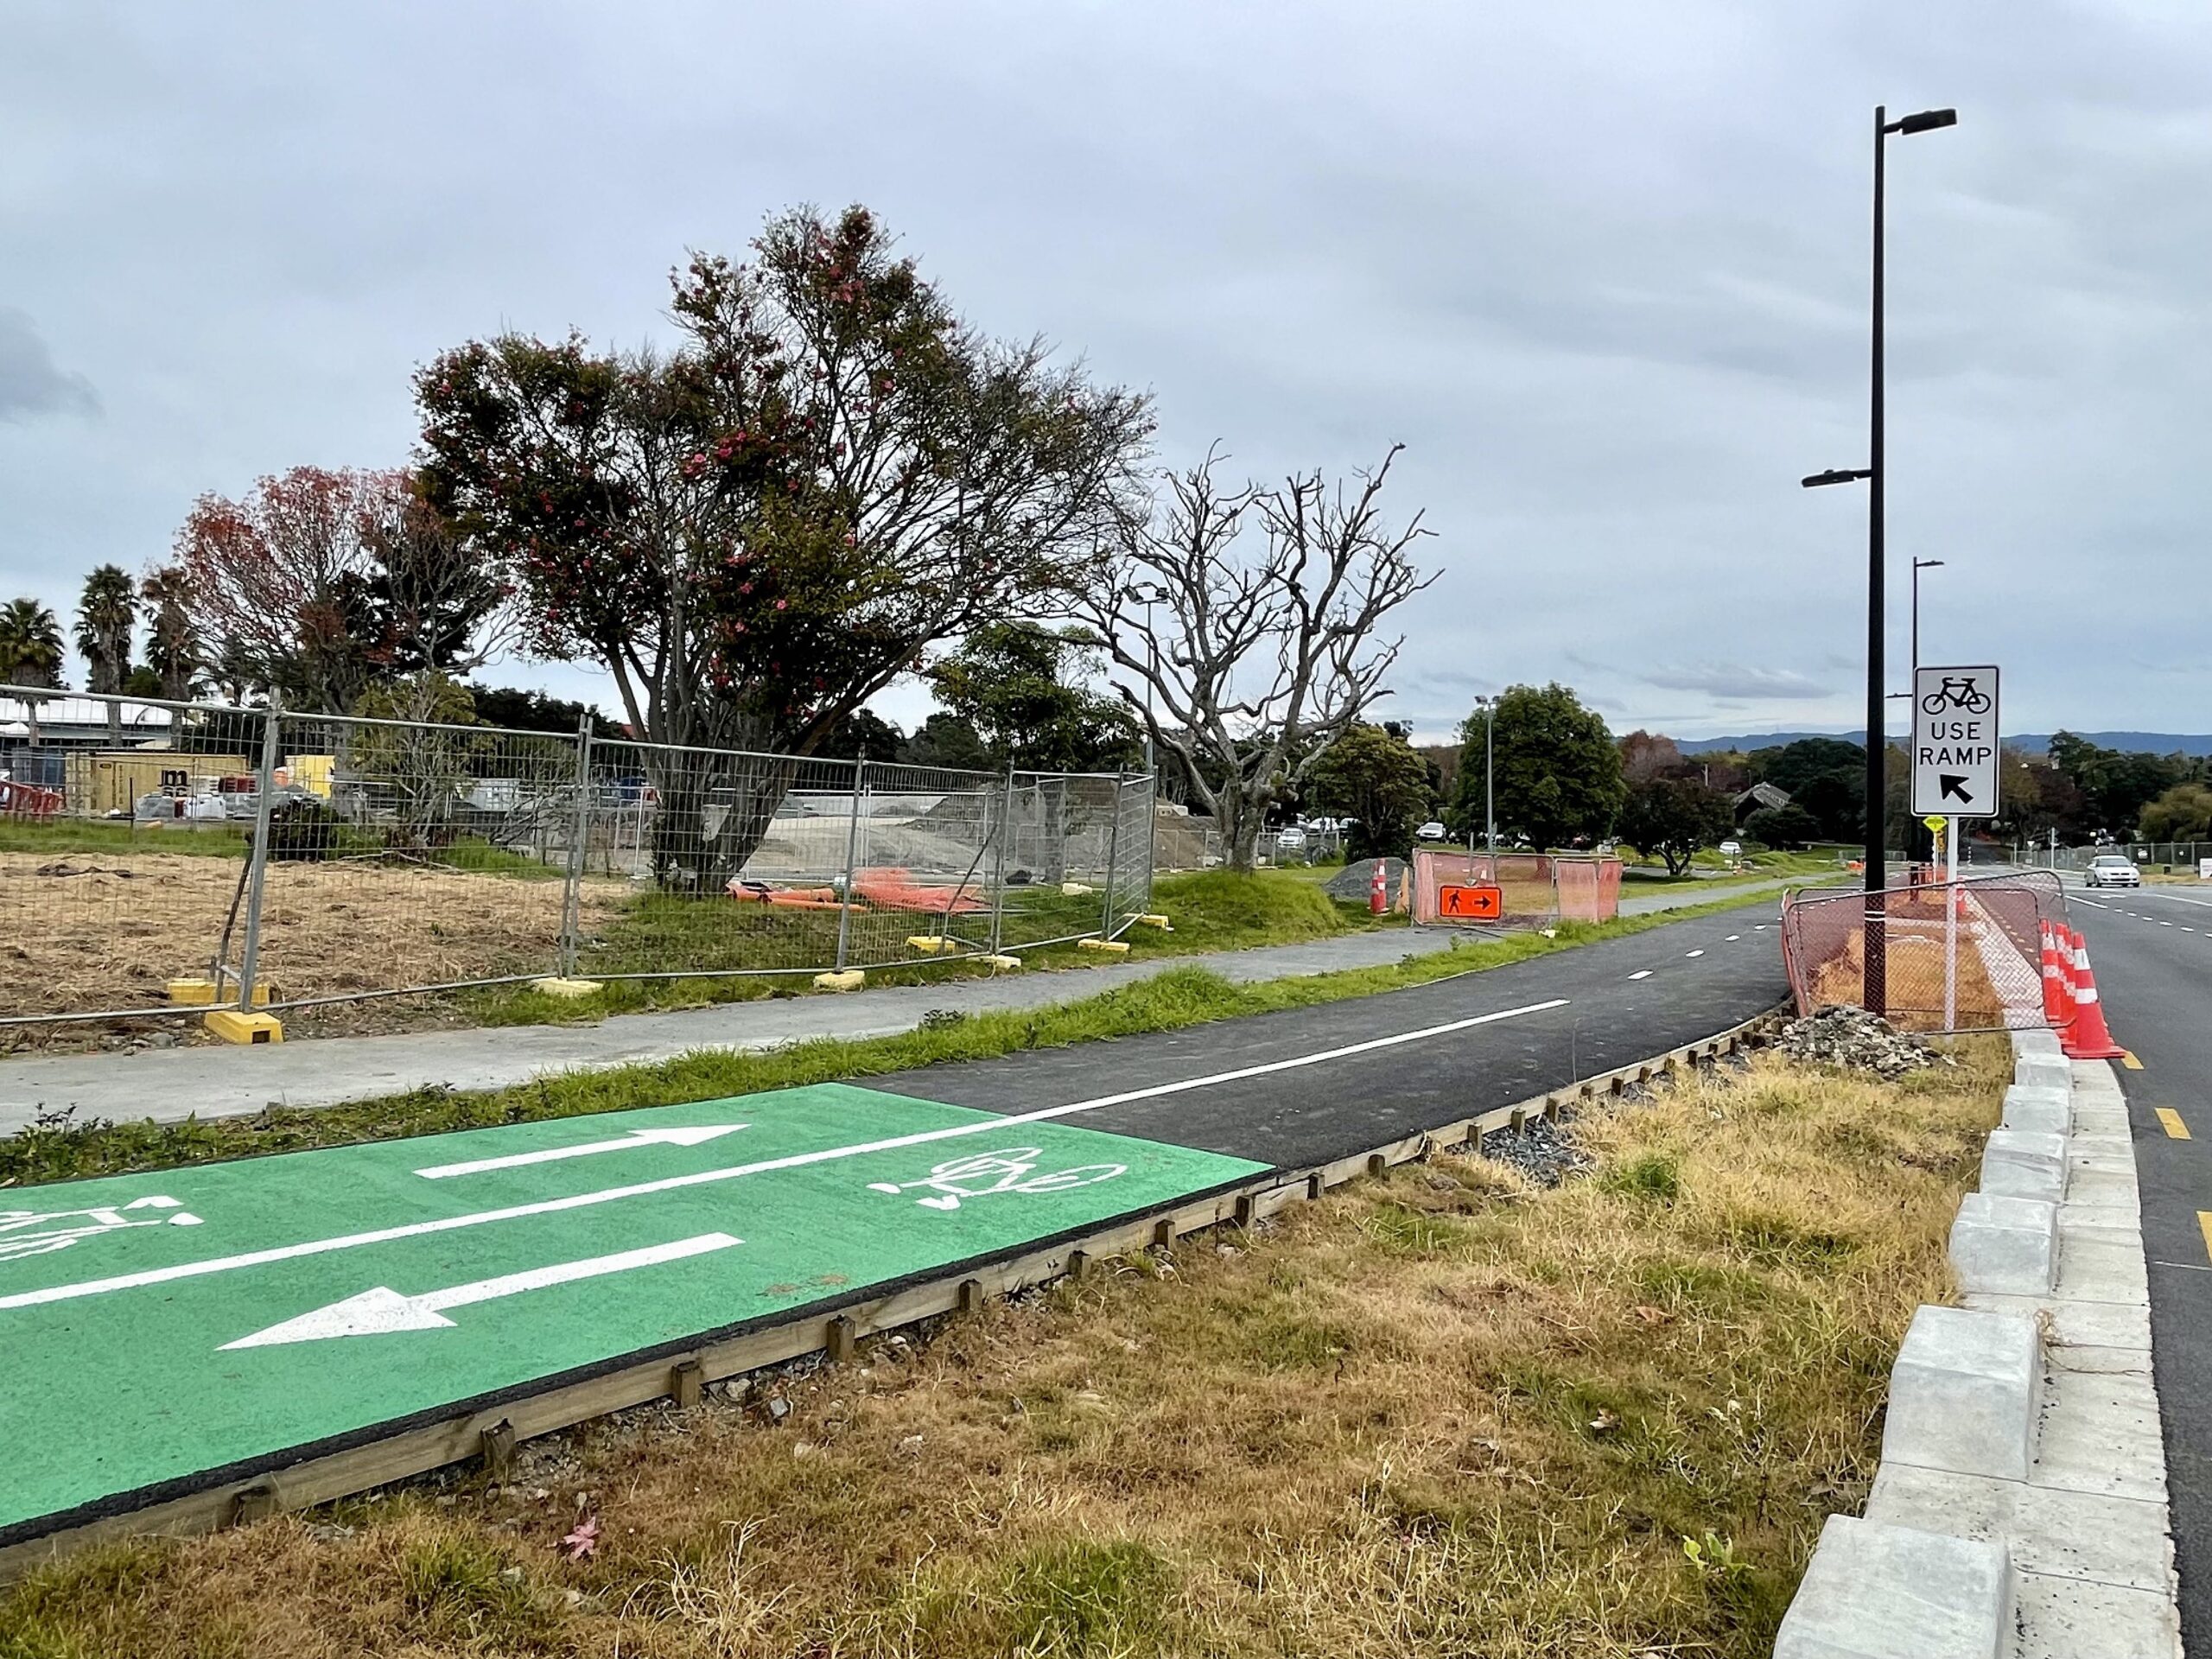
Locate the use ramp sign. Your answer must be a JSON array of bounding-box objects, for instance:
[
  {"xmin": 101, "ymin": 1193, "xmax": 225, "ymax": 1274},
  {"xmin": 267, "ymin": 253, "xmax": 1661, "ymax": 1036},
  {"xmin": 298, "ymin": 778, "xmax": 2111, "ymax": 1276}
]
[{"xmin": 1911, "ymin": 664, "xmax": 2000, "ymax": 817}]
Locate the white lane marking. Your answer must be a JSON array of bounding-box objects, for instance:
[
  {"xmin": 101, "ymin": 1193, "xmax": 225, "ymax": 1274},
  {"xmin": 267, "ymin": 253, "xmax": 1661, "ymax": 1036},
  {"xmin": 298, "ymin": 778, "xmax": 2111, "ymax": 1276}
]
[
  {"xmin": 2161, "ymin": 921, "xmax": 2175, "ymax": 926},
  {"xmin": 1685, "ymin": 950, "xmax": 1705, "ymax": 958},
  {"xmin": 221, "ymin": 1232, "xmax": 741, "ymax": 1348},
  {"xmin": 0, "ymin": 997, "xmax": 1573, "ymax": 1311},
  {"xmin": 2073, "ymin": 897, "xmax": 2113, "ymax": 910},
  {"xmin": 1629, "ymin": 969, "xmax": 1653, "ymax": 981},
  {"xmin": 1724, "ymin": 935, "xmax": 1741, "ymax": 942},
  {"xmin": 414, "ymin": 1124, "xmax": 748, "ymax": 1180},
  {"xmin": 2142, "ymin": 889, "xmax": 2212, "ymax": 911}
]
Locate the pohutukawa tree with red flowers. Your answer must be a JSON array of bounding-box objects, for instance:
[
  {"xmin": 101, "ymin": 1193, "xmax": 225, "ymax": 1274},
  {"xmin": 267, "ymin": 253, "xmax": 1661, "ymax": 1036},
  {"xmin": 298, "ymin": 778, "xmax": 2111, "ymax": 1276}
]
[{"xmin": 415, "ymin": 204, "xmax": 1151, "ymax": 886}]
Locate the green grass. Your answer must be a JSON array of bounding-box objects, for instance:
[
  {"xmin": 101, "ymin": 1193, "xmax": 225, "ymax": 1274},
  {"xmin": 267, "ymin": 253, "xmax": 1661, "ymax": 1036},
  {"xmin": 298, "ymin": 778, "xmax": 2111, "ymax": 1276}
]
[
  {"xmin": 1, "ymin": 887, "xmax": 1778, "ymax": 1186},
  {"xmin": 0, "ymin": 819, "xmax": 246, "ymax": 858}
]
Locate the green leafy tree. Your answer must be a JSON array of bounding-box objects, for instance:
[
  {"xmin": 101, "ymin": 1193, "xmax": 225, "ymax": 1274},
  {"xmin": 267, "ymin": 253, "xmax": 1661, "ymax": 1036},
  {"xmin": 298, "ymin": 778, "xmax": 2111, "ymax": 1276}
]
[
  {"xmin": 347, "ymin": 672, "xmax": 490, "ymax": 849},
  {"xmin": 1617, "ymin": 776, "xmax": 1735, "ymax": 875},
  {"xmin": 813, "ymin": 707, "xmax": 906, "ymax": 762},
  {"xmin": 900, "ymin": 713, "xmax": 992, "ymax": 771},
  {"xmin": 416, "ymin": 204, "xmax": 1150, "ymax": 889},
  {"xmin": 73, "ymin": 565, "xmax": 136, "ymax": 695},
  {"xmin": 1452, "ymin": 683, "xmax": 1623, "ymax": 851},
  {"xmin": 2139, "ymin": 782, "xmax": 2212, "ymax": 842},
  {"xmin": 1745, "ymin": 802, "xmax": 1821, "ymax": 850},
  {"xmin": 0, "ymin": 598, "xmax": 65, "ymax": 689},
  {"xmin": 1308, "ymin": 721, "xmax": 1434, "ymax": 861},
  {"xmin": 931, "ymin": 623, "xmax": 1141, "ymax": 774},
  {"xmin": 2046, "ymin": 731, "xmax": 2195, "ymax": 838}
]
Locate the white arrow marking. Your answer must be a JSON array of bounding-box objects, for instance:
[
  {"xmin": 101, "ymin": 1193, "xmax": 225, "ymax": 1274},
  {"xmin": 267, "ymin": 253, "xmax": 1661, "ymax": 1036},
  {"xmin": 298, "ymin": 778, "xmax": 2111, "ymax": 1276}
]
[
  {"xmin": 220, "ymin": 1232, "xmax": 741, "ymax": 1349},
  {"xmin": 1, "ymin": 997, "xmax": 1570, "ymax": 1312},
  {"xmin": 414, "ymin": 1124, "xmax": 748, "ymax": 1180}
]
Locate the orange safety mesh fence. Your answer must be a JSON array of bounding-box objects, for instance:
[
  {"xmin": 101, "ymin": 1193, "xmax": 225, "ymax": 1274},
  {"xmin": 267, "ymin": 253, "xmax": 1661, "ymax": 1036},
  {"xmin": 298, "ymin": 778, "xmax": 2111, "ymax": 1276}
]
[
  {"xmin": 1777, "ymin": 873, "xmax": 2067, "ymax": 1033},
  {"xmin": 1410, "ymin": 850, "xmax": 1622, "ymax": 927}
]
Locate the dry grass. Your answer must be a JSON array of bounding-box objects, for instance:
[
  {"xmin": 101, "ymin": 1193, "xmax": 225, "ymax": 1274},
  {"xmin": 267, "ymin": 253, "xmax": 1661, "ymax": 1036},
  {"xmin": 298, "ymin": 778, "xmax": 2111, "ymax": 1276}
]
[
  {"xmin": 1803, "ymin": 906, "xmax": 2010, "ymax": 1033},
  {"xmin": 0, "ymin": 1044, "xmax": 2003, "ymax": 1658},
  {"xmin": 0, "ymin": 853, "xmax": 629, "ymax": 1044}
]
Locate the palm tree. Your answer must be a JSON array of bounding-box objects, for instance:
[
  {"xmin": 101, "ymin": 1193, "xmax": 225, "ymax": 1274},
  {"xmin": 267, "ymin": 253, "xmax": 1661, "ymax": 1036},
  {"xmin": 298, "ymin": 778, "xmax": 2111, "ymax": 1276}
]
[
  {"xmin": 139, "ymin": 565, "xmax": 202, "ymax": 702},
  {"xmin": 0, "ymin": 598, "xmax": 67, "ymax": 749},
  {"xmin": 75, "ymin": 564, "xmax": 136, "ymax": 742}
]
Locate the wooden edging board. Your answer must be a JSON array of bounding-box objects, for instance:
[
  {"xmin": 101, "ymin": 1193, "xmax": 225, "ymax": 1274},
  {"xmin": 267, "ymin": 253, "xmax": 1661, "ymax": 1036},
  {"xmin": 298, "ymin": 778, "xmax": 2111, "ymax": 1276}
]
[{"xmin": 0, "ymin": 1002, "xmax": 1791, "ymax": 1580}]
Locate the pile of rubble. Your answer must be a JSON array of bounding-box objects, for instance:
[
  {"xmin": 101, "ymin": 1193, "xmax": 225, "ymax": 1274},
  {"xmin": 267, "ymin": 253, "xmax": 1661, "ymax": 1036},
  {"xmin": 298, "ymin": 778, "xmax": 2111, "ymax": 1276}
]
[{"xmin": 1777, "ymin": 1005, "xmax": 1955, "ymax": 1080}]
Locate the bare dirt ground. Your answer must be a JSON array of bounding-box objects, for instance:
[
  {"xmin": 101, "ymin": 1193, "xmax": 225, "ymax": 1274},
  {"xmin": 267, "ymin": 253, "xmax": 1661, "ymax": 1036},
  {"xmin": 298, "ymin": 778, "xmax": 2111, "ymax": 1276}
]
[{"xmin": 0, "ymin": 853, "xmax": 628, "ymax": 1052}]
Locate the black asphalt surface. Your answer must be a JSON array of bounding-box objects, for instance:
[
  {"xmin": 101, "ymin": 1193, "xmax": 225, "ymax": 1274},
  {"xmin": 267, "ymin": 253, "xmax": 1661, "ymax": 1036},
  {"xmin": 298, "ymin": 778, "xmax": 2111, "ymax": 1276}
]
[
  {"xmin": 882, "ymin": 899, "xmax": 1792, "ymax": 1170},
  {"xmin": 2067, "ymin": 882, "xmax": 2212, "ymax": 1653}
]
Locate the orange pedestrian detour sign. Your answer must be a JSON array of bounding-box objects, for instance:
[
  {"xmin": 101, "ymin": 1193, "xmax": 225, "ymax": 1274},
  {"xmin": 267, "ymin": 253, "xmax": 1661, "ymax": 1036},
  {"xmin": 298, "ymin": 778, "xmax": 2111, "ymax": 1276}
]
[{"xmin": 1438, "ymin": 883, "xmax": 1503, "ymax": 921}]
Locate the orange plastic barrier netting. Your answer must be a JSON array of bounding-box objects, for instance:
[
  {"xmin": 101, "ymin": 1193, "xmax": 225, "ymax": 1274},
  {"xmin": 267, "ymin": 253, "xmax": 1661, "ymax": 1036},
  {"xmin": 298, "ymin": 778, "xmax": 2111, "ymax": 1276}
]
[{"xmin": 1410, "ymin": 850, "xmax": 1622, "ymax": 927}]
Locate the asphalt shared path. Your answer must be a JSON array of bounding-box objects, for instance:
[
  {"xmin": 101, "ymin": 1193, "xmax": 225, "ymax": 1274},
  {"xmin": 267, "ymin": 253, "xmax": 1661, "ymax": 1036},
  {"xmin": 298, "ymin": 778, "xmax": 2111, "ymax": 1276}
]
[
  {"xmin": 0, "ymin": 874, "xmax": 1797, "ymax": 1133},
  {"xmin": 2062, "ymin": 880, "xmax": 2212, "ymax": 1652},
  {"xmin": 0, "ymin": 896, "xmax": 1786, "ymax": 1550}
]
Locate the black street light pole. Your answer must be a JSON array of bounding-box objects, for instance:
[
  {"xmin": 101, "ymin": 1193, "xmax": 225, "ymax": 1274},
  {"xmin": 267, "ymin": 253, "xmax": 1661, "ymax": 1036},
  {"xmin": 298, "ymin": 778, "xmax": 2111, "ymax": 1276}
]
[{"xmin": 1802, "ymin": 102, "xmax": 1955, "ymax": 1014}]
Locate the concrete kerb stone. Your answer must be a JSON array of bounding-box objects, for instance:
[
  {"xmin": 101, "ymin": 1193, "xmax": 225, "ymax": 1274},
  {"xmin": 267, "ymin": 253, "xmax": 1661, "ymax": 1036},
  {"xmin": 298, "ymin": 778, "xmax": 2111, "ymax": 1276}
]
[
  {"xmin": 2000, "ymin": 1084, "xmax": 2071, "ymax": 1137},
  {"xmin": 1880, "ymin": 1305, "xmax": 2040, "ymax": 1484},
  {"xmin": 1948, "ymin": 1192, "xmax": 2059, "ymax": 1296},
  {"xmin": 1981, "ymin": 1128, "xmax": 2069, "ymax": 1206},
  {"xmin": 1771, "ymin": 1513, "xmax": 2012, "ymax": 1659},
  {"xmin": 2015, "ymin": 1050, "xmax": 2072, "ymax": 1091}
]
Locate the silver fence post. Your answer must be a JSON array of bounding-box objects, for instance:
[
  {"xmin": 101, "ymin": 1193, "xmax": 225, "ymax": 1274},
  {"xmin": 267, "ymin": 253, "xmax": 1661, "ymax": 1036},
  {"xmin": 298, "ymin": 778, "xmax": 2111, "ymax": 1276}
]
[
  {"xmin": 1139, "ymin": 770, "xmax": 1157, "ymax": 918},
  {"xmin": 989, "ymin": 765, "xmax": 1014, "ymax": 957},
  {"xmin": 558, "ymin": 713, "xmax": 594, "ymax": 980},
  {"xmin": 834, "ymin": 758, "xmax": 866, "ymax": 972},
  {"xmin": 1099, "ymin": 772, "xmax": 1124, "ymax": 938},
  {"xmin": 236, "ymin": 696, "xmax": 283, "ymax": 1012}
]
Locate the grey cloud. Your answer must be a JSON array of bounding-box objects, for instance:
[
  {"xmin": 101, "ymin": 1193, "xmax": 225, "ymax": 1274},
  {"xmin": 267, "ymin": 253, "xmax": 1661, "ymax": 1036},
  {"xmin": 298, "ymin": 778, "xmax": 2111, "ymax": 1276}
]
[
  {"xmin": 1639, "ymin": 664, "xmax": 1835, "ymax": 701},
  {"xmin": 0, "ymin": 309, "xmax": 98, "ymax": 422}
]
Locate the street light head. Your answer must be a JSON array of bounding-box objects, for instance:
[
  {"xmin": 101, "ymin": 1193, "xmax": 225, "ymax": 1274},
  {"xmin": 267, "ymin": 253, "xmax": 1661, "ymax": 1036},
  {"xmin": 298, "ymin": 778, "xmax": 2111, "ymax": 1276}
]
[
  {"xmin": 1892, "ymin": 108, "xmax": 1957, "ymax": 135},
  {"xmin": 1802, "ymin": 467, "xmax": 1873, "ymax": 488}
]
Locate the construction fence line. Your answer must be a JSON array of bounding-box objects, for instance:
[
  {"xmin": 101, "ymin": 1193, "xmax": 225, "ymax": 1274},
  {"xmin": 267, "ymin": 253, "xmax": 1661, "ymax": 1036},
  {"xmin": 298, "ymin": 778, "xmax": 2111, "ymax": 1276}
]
[
  {"xmin": 1777, "ymin": 870, "xmax": 2067, "ymax": 1034},
  {"xmin": 1408, "ymin": 849, "xmax": 1624, "ymax": 928},
  {"xmin": 0, "ymin": 684, "xmax": 1158, "ymax": 1032}
]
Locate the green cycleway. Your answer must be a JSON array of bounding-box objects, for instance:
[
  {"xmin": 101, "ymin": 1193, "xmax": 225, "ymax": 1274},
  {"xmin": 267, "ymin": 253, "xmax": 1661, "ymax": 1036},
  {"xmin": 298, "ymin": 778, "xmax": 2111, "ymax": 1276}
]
[{"xmin": 0, "ymin": 1084, "xmax": 1264, "ymax": 1537}]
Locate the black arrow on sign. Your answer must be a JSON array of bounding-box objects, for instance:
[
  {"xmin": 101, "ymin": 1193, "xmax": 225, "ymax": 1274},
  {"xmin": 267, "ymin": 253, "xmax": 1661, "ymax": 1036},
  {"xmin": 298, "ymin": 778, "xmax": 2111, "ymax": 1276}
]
[{"xmin": 1941, "ymin": 775, "xmax": 1975, "ymax": 804}]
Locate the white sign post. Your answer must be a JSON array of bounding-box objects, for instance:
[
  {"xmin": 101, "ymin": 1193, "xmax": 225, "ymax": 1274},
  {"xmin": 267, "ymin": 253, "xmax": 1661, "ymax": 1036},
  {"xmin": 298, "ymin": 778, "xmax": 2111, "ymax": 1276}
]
[{"xmin": 1912, "ymin": 665, "xmax": 2000, "ymax": 1032}]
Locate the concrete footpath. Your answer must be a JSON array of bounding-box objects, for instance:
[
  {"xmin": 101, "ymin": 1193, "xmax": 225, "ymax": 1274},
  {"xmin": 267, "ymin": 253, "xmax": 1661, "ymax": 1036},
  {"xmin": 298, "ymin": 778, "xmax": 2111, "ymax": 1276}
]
[{"xmin": 0, "ymin": 877, "xmax": 1793, "ymax": 1135}]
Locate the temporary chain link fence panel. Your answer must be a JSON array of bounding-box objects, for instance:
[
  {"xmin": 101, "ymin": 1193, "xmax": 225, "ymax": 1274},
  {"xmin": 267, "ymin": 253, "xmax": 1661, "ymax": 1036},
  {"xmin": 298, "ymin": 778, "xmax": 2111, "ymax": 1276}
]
[
  {"xmin": 1, "ymin": 688, "xmax": 275, "ymax": 1033},
  {"xmin": 0, "ymin": 683, "xmax": 1156, "ymax": 1033},
  {"xmin": 1408, "ymin": 850, "xmax": 1597, "ymax": 928},
  {"xmin": 1777, "ymin": 871, "xmax": 2067, "ymax": 1034}
]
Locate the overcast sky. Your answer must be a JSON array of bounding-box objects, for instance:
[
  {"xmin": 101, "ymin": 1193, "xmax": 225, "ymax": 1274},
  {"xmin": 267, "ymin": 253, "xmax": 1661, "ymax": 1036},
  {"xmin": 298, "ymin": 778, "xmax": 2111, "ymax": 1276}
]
[{"xmin": 3, "ymin": 2, "xmax": 2206, "ymax": 744}]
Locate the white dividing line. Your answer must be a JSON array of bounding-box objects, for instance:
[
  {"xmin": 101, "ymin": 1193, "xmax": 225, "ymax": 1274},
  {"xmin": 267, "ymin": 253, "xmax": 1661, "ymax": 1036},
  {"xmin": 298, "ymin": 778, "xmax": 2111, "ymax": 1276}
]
[
  {"xmin": 0, "ymin": 997, "xmax": 1572, "ymax": 1312},
  {"xmin": 2073, "ymin": 897, "xmax": 2113, "ymax": 911},
  {"xmin": 2143, "ymin": 889, "xmax": 2212, "ymax": 911},
  {"xmin": 1629, "ymin": 969, "xmax": 1653, "ymax": 981},
  {"xmin": 414, "ymin": 1124, "xmax": 747, "ymax": 1180},
  {"xmin": 1724, "ymin": 935, "xmax": 1741, "ymax": 942},
  {"xmin": 1684, "ymin": 950, "xmax": 1705, "ymax": 958},
  {"xmin": 222, "ymin": 1233, "xmax": 742, "ymax": 1348}
]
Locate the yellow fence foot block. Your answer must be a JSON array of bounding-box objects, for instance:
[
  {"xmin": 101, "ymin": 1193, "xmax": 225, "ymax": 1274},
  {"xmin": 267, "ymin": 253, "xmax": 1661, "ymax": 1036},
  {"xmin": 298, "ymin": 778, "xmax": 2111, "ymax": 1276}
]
[
  {"xmin": 168, "ymin": 978, "xmax": 270, "ymax": 1007},
  {"xmin": 1078, "ymin": 938, "xmax": 1132, "ymax": 954},
  {"xmin": 812, "ymin": 969, "xmax": 865, "ymax": 990},
  {"xmin": 530, "ymin": 977, "xmax": 604, "ymax": 999},
  {"xmin": 1059, "ymin": 881, "xmax": 1095, "ymax": 896},
  {"xmin": 1134, "ymin": 914, "xmax": 1173, "ymax": 930},
  {"xmin": 204, "ymin": 1009, "xmax": 283, "ymax": 1046},
  {"xmin": 906, "ymin": 936, "xmax": 957, "ymax": 955},
  {"xmin": 982, "ymin": 955, "xmax": 1023, "ymax": 972}
]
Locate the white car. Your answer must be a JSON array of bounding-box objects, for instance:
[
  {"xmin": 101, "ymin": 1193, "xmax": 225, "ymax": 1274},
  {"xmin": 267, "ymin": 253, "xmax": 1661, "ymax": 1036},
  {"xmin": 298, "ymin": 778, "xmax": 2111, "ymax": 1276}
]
[
  {"xmin": 1274, "ymin": 827, "xmax": 1307, "ymax": 850},
  {"xmin": 2083, "ymin": 853, "xmax": 2141, "ymax": 888},
  {"xmin": 1415, "ymin": 821, "xmax": 1447, "ymax": 841}
]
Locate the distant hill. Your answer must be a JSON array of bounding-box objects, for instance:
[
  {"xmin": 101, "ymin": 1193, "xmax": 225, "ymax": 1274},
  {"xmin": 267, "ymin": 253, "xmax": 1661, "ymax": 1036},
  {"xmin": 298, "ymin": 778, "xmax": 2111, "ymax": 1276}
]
[{"xmin": 1675, "ymin": 730, "xmax": 2212, "ymax": 758}]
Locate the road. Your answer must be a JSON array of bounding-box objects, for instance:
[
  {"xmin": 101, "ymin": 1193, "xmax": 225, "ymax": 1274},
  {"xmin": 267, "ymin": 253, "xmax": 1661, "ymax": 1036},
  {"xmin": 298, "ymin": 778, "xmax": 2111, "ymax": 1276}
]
[
  {"xmin": 0, "ymin": 896, "xmax": 1788, "ymax": 1550},
  {"xmin": 2063, "ymin": 880, "xmax": 2212, "ymax": 1652}
]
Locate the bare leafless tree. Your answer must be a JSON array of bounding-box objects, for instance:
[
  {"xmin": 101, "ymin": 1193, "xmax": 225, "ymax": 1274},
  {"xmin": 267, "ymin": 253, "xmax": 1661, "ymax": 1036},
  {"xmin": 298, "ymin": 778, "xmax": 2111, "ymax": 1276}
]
[{"xmin": 1077, "ymin": 444, "xmax": 1433, "ymax": 872}]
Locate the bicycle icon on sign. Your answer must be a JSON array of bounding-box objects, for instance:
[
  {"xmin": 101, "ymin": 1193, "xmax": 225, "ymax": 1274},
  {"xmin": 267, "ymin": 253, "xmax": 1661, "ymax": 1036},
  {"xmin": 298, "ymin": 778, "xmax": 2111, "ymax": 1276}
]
[
  {"xmin": 867, "ymin": 1147, "xmax": 1127, "ymax": 1212},
  {"xmin": 1920, "ymin": 677, "xmax": 1992, "ymax": 717}
]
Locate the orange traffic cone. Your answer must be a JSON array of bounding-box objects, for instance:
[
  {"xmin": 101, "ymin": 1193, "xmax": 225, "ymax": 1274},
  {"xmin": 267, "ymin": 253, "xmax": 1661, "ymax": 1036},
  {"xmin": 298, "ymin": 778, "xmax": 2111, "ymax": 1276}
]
[
  {"xmin": 2039, "ymin": 921, "xmax": 2070, "ymax": 1028},
  {"xmin": 2061, "ymin": 927, "xmax": 2126, "ymax": 1060}
]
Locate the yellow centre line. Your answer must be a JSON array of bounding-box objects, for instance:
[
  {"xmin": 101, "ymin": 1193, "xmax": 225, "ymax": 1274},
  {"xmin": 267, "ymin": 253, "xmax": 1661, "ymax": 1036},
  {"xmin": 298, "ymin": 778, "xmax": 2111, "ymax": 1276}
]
[
  {"xmin": 2157, "ymin": 1108, "xmax": 2190, "ymax": 1141},
  {"xmin": 2198, "ymin": 1212, "xmax": 2212, "ymax": 1265},
  {"xmin": 2121, "ymin": 1049, "xmax": 2145, "ymax": 1070}
]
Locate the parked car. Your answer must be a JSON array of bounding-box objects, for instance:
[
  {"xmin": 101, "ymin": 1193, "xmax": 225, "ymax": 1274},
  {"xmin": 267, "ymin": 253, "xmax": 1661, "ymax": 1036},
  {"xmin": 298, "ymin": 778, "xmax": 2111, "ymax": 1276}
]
[
  {"xmin": 1415, "ymin": 821, "xmax": 1446, "ymax": 841},
  {"xmin": 1274, "ymin": 827, "xmax": 1307, "ymax": 850},
  {"xmin": 2083, "ymin": 853, "xmax": 2141, "ymax": 888}
]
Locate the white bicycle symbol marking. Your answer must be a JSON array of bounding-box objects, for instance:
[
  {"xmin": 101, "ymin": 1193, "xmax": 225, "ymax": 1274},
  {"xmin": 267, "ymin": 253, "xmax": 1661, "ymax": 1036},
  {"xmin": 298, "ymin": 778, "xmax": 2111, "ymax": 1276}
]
[
  {"xmin": 867, "ymin": 1147, "xmax": 1128, "ymax": 1212},
  {"xmin": 0, "ymin": 1195, "xmax": 204, "ymax": 1262}
]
